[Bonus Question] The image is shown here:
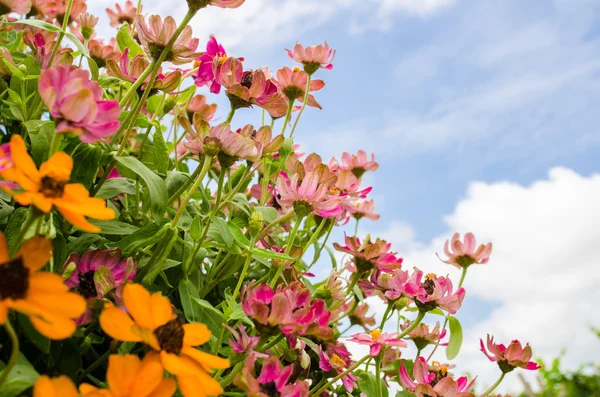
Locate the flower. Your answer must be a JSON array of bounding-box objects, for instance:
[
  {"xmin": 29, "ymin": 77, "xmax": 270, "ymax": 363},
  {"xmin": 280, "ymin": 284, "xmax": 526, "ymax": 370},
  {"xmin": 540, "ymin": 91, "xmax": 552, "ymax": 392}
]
[
  {"xmin": 399, "ymin": 357, "xmax": 476, "ymax": 397},
  {"xmin": 234, "ymin": 355, "xmax": 309, "ymax": 397},
  {"xmin": 1, "ymin": 135, "xmax": 115, "ymax": 232},
  {"xmin": 209, "ymin": 0, "xmax": 245, "ymax": 8},
  {"xmin": 62, "ymin": 248, "xmax": 136, "ymax": 325},
  {"xmin": 33, "ymin": 375, "xmax": 78, "ymax": 397},
  {"xmin": 39, "ymin": 66, "xmax": 121, "ymax": 143},
  {"xmin": 348, "ymin": 302, "xmax": 376, "ymax": 329},
  {"xmin": 107, "ymin": 49, "xmax": 181, "ymax": 92},
  {"xmin": 0, "ymin": 0, "xmax": 31, "ymax": 15},
  {"xmin": 442, "ymin": 232, "xmax": 492, "ymax": 269},
  {"xmin": 480, "ymin": 335, "xmax": 541, "ymax": 373},
  {"xmin": 237, "ymin": 125, "xmax": 284, "ymax": 161},
  {"xmin": 28, "ymin": 0, "xmax": 55, "ymax": 18},
  {"xmin": 78, "ymin": 12, "xmax": 98, "ymax": 40},
  {"xmin": 314, "ymin": 269, "xmax": 345, "ymax": 302},
  {"xmin": 351, "ymin": 330, "xmax": 407, "ymax": 357},
  {"xmin": 24, "ymin": 32, "xmax": 73, "ymax": 69},
  {"xmin": 51, "ymin": 0, "xmax": 87, "ymax": 25},
  {"xmin": 194, "ymin": 35, "xmax": 232, "ymax": 94},
  {"xmin": 0, "ymin": 142, "xmax": 12, "ymax": 172},
  {"xmin": 319, "ymin": 347, "xmax": 359, "ymax": 392},
  {"xmin": 226, "ymin": 324, "xmax": 267, "ymax": 357},
  {"xmin": 276, "ymin": 172, "xmax": 343, "ymax": 218},
  {"xmin": 274, "ymin": 66, "xmax": 325, "ymax": 109},
  {"xmin": 79, "ymin": 354, "xmax": 177, "ymax": 397},
  {"xmin": 88, "ymin": 38, "xmax": 120, "ymax": 69},
  {"xmin": 333, "ymin": 235, "xmax": 403, "ymax": 273},
  {"xmin": 136, "ymin": 15, "xmax": 199, "ymax": 64},
  {"xmin": 330, "ymin": 150, "xmax": 379, "ymax": 179},
  {"xmin": 286, "ymin": 42, "xmax": 335, "ymax": 74},
  {"xmin": 348, "ymin": 199, "xmax": 380, "ymax": 221},
  {"xmin": 186, "ymin": 94, "xmax": 217, "ymax": 121},
  {"xmin": 403, "ymin": 321, "xmax": 447, "ymax": 351},
  {"xmin": 99, "ymin": 283, "xmax": 229, "ymax": 397},
  {"xmin": 0, "ymin": 233, "xmax": 86, "ymax": 339},
  {"xmin": 106, "ymin": 1, "xmax": 138, "ymax": 28},
  {"xmin": 404, "ymin": 270, "xmax": 466, "ymax": 314}
]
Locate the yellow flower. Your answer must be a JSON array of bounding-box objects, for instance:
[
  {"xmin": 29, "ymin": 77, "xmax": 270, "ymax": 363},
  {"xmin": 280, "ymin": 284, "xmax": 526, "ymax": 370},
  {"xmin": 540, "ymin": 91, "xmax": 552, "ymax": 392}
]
[
  {"xmin": 99, "ymin": 284, "xmax": 229, "ymax": 397},
  {"xmin": 0, "ymin": 232, "xmax": 86, "ymax": 339},
  {"xmin": 0, "ymin": 135, "xmax": 114, "ymax": 232},
  {"xmin": 33, "ymin": 354, "xmax": 177, "ymax": 397}
]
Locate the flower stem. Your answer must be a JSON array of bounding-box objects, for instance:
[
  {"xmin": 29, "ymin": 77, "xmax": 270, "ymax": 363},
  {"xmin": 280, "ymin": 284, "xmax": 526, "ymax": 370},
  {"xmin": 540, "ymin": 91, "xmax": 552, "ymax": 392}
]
[
  {"xmin": 256, "ymin": 211, "xmax": 295, "ymax": 240},
  {"xmin": 379, "ymin": 303, "xmax": 394, "ymax": 329},
  {"xmin": 0, "ymin": 320, "xmax": 19, "ymax": 389},
  {"xmin": 479, "ymin": 373, "xmax": 505, "ymax": 397},
  {"xmin": 168, "ymin": 165, "xmax": 202, "ymax": 204},
  {"xmin": 78, "ymin": 350, "xmax": 110, "ymax": 382},
  {"xmin": 289, "ymin": 74, "xmax": 311, "ymax": 139},
  {"xmin": 308, "ymin": 220, "xmax": 334, "ymax": 269},
  {"xmin": 269, "ymin": 217, "xmax": 301, "ymax": 287},
  {"xmin": 310, "ymin": 355, "xmax": 369, "ymax": 396},
  {"xmin": 279, "ymin": 97, "xmax": 295, "ymax": 136},
  {"xmin": 226, "ymin": 236, "xmax": 256, "ymax": 314},
  {"xmin": 119, "ymin": 60, "xmax": 156, "ymax": 108},
  {"xmin": 48, "ymin": 132, "xmax": 63, "ymax": 156},
  {"xmin": 172, "ymin": 155, "xmax": 212, "ymax": 226},
  {"xmin": 458, "ymin": 266, "xmax": 468, "ymax": 288},
  {"xmin": 225, "ymin": 107, "xmax": 235, "ymax": 123},
  {"xmin": 257, "ymin": 333, "xmax": 285, "ymax": 352},
  {"xmin": 397, "ymin": 310, "xmax": 425, "ymax": 339},
  {"xmin": 375, "ymin": 358, "xmax": 383, "ymax": 397},
  {"xmin": 46, "ymin": 0, "xmax": 73, "ymax": 68}
]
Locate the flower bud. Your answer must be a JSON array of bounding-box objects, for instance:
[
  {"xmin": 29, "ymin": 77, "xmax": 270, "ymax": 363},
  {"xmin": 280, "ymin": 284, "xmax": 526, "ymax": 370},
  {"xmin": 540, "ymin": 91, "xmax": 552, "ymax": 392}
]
[
  {"xmin": 248, "ymin": 211, "xmax": 263, "ymax": 236},
  {"xmin": 79, "ymin": 13, "xmax": 99, "ymax": 41}
]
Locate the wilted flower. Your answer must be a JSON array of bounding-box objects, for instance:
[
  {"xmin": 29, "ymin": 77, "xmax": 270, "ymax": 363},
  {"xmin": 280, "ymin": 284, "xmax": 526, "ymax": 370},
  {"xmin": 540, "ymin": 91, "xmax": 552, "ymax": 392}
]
[
  {"xmin": 349, "ymin": 329, "xmax": 407, "ymax": 356},
  {"xmin": 107, "ymin": 49, "xmax": 182, "ymax": 92},
  {"xmin": 480, "ymin": 335, "xmax": 541, "ymax": 373},
  {"xmin": 333, "ymin": 235, "xmax": 403, "ymax": 273},
  {"xmin": 399, "ymin": 357, "xmax": 476, "ymax": 397},
  {"xmin": 0, "ymin": 0, "xmax": 31, "ymax": 15},
  {"xmin": 286, "ymin": 42, "xmax": 335, "ymax": 75},
  {"xmin": 24, "ymin": 32, "xmax": 73, "ymax": 68},
  {"xmin": 403, "ymin": 270, "xmax": 466, "ymax": 314},
  {"xmin": 403, "ymin": 321, "xmax": 447, "ymax": 351},
  {"xmin": 235, "ymin": 355, "xmax": 309, "ymax": 397},
  {"xmin": 226, "ymin": 324, "xmax": 266, "ymax": 357},
  {"xmin": 274, "ymin": 66, "xmax": 325, "ymax": 109},
  {"xmin": 319, "ymin": 347, "xmax": 359, "ymax": 392},
  {"xmin": 106, "ymin": 0, "xmax": 138, "ymax": 28},
  {"xmin": 349, "ymin": 302, "xmax": 376, "ymax": 330},
  {"xmin": 442, "ymin": 232, "xmax": 492, "ymax": 269},
  {"xmin": 52, "ymin": 0, "xmax": 87, "ymax": 25},
  {"xmin": 136, "ymin": 15, "xmax": 199, "ymax": 64},
  {"xmin": 39, "ymin": 66, "xmax": 121, "ymax": 143},
  {"xmin": 88, "ymin": 38, "xmax": 120, "ymax": 69},
  {"xmin": 187, "ymin": 94, "xmax": 217, "ymax": 121},
  {"xmin": 314, "ymin": 269, "xmax": 345, "ymax": 302},
  {"xmin": 276, "ymin": 172, "xmax": 343, "ymax": 218},
  {"xmin": 237, "ymin": 125, "xmax": 284, "ymax": 160}
]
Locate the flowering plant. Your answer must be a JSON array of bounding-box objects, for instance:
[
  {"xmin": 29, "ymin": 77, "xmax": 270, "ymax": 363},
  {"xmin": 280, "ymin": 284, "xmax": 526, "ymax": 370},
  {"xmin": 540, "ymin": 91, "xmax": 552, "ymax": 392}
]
[{"xmin": 0, "ymin": 1, "xmax": 538, "ymax": 397}]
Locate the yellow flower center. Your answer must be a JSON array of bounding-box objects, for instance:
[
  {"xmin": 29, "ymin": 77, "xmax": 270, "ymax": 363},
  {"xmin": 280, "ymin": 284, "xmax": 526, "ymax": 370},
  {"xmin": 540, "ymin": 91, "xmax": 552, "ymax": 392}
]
[
  {"xmin": 370, "ymin": 329, "xmax": 382, "ymax": 341},
  {"xmin": 154, "ymin": 318, "xmax": 184, "ymax": 354},
  {"xmin": 425, "ymin": 273, "xmax": 437, "ymax": 280},
  {"xmin": 293, "ymin": 66, "xmax": 301, "ymax": 72},
  {"xmin": 330, "ymin": 354, "xmax": 347, "ymax": 368}
]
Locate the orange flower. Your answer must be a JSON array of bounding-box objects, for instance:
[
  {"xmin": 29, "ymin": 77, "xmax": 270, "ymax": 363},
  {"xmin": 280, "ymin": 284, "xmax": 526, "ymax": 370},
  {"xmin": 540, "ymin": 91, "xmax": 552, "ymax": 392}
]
[
  {"xmin": 99, "ymin": 284, "xmax": 229, "ymax": 397},
  {"xmin": 33, "ymin": 354, "xmax": 177, "ymax": 397},
  {"xmin": 0, "ymin": 135, "xmax": 114, "ymax": 232},
  {"xmin": 0, "ymin": 232, "xmax": 86, "ymax": 339}
]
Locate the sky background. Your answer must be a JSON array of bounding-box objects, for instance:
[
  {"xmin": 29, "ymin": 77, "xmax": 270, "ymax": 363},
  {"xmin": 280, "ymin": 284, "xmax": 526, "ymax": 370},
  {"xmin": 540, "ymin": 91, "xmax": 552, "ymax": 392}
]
[{"xmin": 90, "ymin": 0, "xmax": 600, "ymax": 393}]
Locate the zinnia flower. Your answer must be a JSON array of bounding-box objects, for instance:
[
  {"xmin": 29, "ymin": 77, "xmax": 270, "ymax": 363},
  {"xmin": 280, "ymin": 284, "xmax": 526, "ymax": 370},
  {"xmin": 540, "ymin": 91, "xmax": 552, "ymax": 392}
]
[
  {"xmin": 186, "ymin": 94, "xmax": 217, "ymax": 121},
  {"xmin": 28, "ymin": 0, "xmax": 56, "ymax": 18},
  {"xmin": 88, "ymin": 38, "xmax": 120, "ymax": 69},
  {"xmin": 0, "ymin": 135, "xmax": 115, "ymax": 232},
  {"xmin": 0, "ymin": 0, "xmax": 31, "ymax": 15},
  {"xmin": 274, "ymin": 66, "xmax": 325, "ymax": 109},
  {"xmin": 234, "ymin": 355, "xmax": 309, "ymax": 397},
  {"xmin": 106, "ymin": 0, "xmax": 138, "ymax": 28},
  {"xmin": 442, "ymin": 232, "xmax": 492, "ymax": 269},
  {"xmin": 39, "ymin": 66, "xmax": 121, "ymax": 143},
  {"xmin": 333, "ymin": 235, "xmax": 403, "ymax": 273},
  {"xmin": 276, "ymin": 172, "xmax": 343, "ymax": 218},
  {"xmin": 319, "ymin": 347, "xmax": 359, "ymax": 392},
  {"xmin": 107, "ymin": 49, "xmax": 181, "ymax": 93},
  {"xmin": 194, "ymin": 35, "xmax": 233, "ymax": 94},
  {"xmin": 330, "ymin": 150, "xmax": 379, "ymax": 178},
  {"xmin": 226, "ymin": 324, "xmax": 267, "ymax": 357},
  {"xmin": 403, "ymin": 321, "xmax": 447, "ymax": 351},
  {"xmin": 0, "ymin": 233, "xmax": 86, "ymax": 339},
  {"xmin": 348, "ymin": 302, "xmax": 376, "ymax": 330},
  {"xmin": 286, "ymin": 42, "xmax": 335, "ymax": 74},
  {"xmin": 136, "ymin": 15, "xmax": 199, "ymax": 64},
  {"xmin": 480, "ymin": 335, "xmax": 541, "ymax": 373},
  {"xmin": 51, "ymin": 0, "xmax": 87, "ymax": 25},
  {"xmin": 348, "ymin": 199, "xmax": 380, "ymax": 221},
  {"xmin": 349, "ymin": 329, "xmax": 407, "ymax": 356},
  {"xmin": 404, "ymin": 270, "xmax": 466, "ymax": 314},
  {"xmin": 62, "ymin": 248, "xmax": 136, "ymax": 325},
  {"xmin": 399, "ymin": 357, "xmax": 476, "ymax": 397},
  {"xmin": 99, "ymin": 283, "xmax": 229, "ymax": 397}
]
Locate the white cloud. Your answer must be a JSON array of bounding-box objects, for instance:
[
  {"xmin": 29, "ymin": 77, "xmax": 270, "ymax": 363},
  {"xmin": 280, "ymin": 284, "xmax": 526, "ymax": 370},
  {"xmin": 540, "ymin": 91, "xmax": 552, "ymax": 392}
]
[{"xmin": 361, "ymin": 167, "xmax": 600, "ymax": 393}]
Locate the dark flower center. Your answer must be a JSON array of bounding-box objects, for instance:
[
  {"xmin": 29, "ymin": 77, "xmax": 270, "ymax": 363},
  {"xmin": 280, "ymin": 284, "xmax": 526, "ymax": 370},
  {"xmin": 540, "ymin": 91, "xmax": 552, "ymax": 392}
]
[
  {"xmin": 78, "ymin": 270, "xmax": 97, "ymax": 299},
  {"xmin": 241, "ymin": 72, "xmax": 253, "ymax": 89},
  {"xmin": 118, "ymin": 16, "xmax": 134, "ymax": 25},
  {"xmin": 283, "ymin": 85, "xmax": 303, "ymax": 100},
  {"xmin": 422, "ymin": 277, "xmax": 435, "ymax": 295},
  {"xmin": 154, "ymin": 318, "xmax": 184, "ymax": 354},
  {"xmin": 260, "ymin": 381, "xmax": 280, "ymax": 397},
  {"xmin": 455, "ymin": 255, "xmax": 476, "ymax": 268},
  {"xmin": 0, "ymin": 258, "xmax": 30, "ymax": 300},
  {"xmin": 430, "ymin": 366, "xmax": 448, "ymax": 387},
  {"xmin": 40, "ymin": 176, "xmax": 66, "ymax": 198},
  {"xmin": 498, "ymin": 359, "xmax": 516, "ymax": 374},
  {"xmin": 352, "ymin": 167, "xmax": 366, "ymax": 179}
]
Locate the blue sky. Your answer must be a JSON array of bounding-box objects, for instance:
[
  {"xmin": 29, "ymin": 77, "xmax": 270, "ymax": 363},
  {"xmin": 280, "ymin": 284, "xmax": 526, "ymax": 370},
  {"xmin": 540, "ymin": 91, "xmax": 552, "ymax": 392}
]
[{"xmin": 90, "ymin": 0, "xmax": 600, "ymax": 392}]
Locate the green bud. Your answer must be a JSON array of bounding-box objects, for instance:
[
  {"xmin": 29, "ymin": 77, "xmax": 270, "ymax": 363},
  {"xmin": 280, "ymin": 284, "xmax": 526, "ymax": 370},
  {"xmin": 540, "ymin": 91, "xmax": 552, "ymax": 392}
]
[
  {"xmin": 248, "ymin": 211, "xmax": 263, "ymax": 236},
  {"xmin": 395, "ymin": 297, "xmax": 409, "ymax": 310}
]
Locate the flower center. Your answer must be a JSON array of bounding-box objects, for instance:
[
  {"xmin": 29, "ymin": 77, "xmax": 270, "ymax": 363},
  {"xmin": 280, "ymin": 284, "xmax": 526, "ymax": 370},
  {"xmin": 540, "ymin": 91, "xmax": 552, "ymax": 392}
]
[
  {"xmin": 260, "ymin": 381, "xmax": 280, "ymax": 397},
  {"xmin": 78, "ymin": 270, "xmax": 97, "ymax": 299},
  {"xmin": 40, "ymin": 176, "xmax": 66, "ymax": 198},
  {"xmin": 0, "ymin": 258, "xmax": 30, "ymax": 300},
  {"xmin": 369, "ymin": 329, "xmax": 382, "ymax": 341},
  {"xmin": 241, "ymin": 72, "xmax": 253, "ymax": 89},
  {"xmin": 330, "ymin": 354, "xmax": 347, "ymax": 369},
  {"xmin": 118, "ymin": 16, "xmax": 134, "ymax": 24},
  {"xmin": 423, "ymin": 274, "xmax": 436, "ymax": 295},
  {"xmin": 455, "ymin": 255, "xmax": 476, "ymax": 268},
  {"xmin": 293, "ymin": 200, "xmax": 313, "ymax": 218},
  {"xmin": 154, "ymin": 318, "xmax": 184, "ymax": 355}
]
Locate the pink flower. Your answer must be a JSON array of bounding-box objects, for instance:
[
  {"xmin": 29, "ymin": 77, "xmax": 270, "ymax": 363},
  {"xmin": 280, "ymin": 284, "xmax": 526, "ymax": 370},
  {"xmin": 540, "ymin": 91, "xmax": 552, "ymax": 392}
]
[
  {"xmin": 24, "ymin": 32, "xmax": 72, "ymax": 69},
  {"xmin": 399, "ymin": 357, "xmax": 476, "ymax": 397},
  {"xmin": 274, "ymin": 66, "xmax": 325, "ymax": 109},
  {"xmin": 194, "ymin": 35, "xmax": 238, "ymax": 94},
  {"xmin": 106, "ymin": 1, "xmax": 138, "ymax": 28},
  {"xmin": 62, "ymin": 248, "xmax": 136, "ymax": 325},
  {"xmin": 186, "ymin": 94, "xmax": 217, "ymax": 121},
  {"xmin": 88, "ymin": 38, "xmax": 120, "ymax": 69},
  {"xmin": 348, "ymin": 302, "xmax": 376, "ymax": 330},
  {"xmin": 0, "ymin": 143, "xmax": 12, "ymax": 172},
  {"xmin": 0, "ymin": 0, "xmax": 31, "ymax": 15},
  {"xmin": 443, "ymin": 232, "xmax": 492, "ymax": 269},
  {"xmin": 276, "ymin": 172, "xmax": 343, "ymax": 218},
  {"xmin": 209, "ymin": 0, "xmax": 245, "ymax": 8},
  {"xmin": 403, "ymin": 270, "xmax": 466, "ymax": 314},
  {"xmin": 107, "ymin": 49, "xmax": 182, "ymax": 92},
  {"xmin": 480, "ymin": 335, "xmax": 541, "ymax": 373},
  {"xmin": 136, "ymin": 15, "xmax": 199, "ymax": 64},
  {"xmin": 348, "ymin": 199, "xmax": 380, "ymax": 221},
  {"xmin": 51, "ymin": 0, "xmax": 87, "ymax": 25},
  {"xmin": 39, "ymin": 66, "xmax": 121, "ymax": 143},
  {"xmin": 225, "ymin": 324, "xmax": 267, "ymax": 357},
  {"xmin": 28, "ymin": 0, "xmax": 56, "ymax": 18},
  {"xmin": 358, "ymin": 267, "xmax": 412, "ymax": 301},
  {"xmin": 319, "ymin": 347, "xmax": 359, "ymax": 392},
  {"xmin": 350, "ymin": 329, "xmax": 407, "ymax": 356},
  {"xmin": 333, "ymin": 235, "xmax": 403, "ymax": 273},
  {"xmin": 235, "ymin": 355, "xmax": 309, "ymax": 397},
  {"xmin": 403, "ymin": 321, "xmax": 447, "ymax": 351},
  {"xmin": 330, "ymin": 150, "xmax": 379, "ymax": 178},
  {"xmin": 286, "ymin": 42, "xmax": 335, "ymax": 75}
]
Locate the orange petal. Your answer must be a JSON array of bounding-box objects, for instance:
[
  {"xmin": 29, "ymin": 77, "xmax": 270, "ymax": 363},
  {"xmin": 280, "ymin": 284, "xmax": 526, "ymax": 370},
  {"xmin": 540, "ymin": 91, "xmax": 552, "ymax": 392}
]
[
  {"xmin": 11, "ymin": 299, "xmax": 77, "ymax": 340},
  {"xmin": 28, "ymin": 272, "xmax": 68, "ymax": 293},
  {"xmin": 0, "ymin": 232, "xmax": 8, "ymax": 263},
  {"xmin": 130, "ymin": 354, "xmax": 164, "ymax": 397},
  {"xmin": 182, "ymin": 347, "xmax": 229, "ymax": 372},
  {"xmin": 150, "ymin": 292, "xmax": 173, "ymax": 329},
  {"xmin": 19, "ymin": 236, "xmax": 53, "ymax": 271},
  {"xmin": 40, "ymin": 152, "xmax": 72, "ymax": 182},
  {"xmin": 147, "ymin": 378, "xmax": 177, "ymax": 397},
  {"xmin": 123, "ymin": 283, "xmax": 155, "ymax": 330},
  {"xmin": 182, "ymin": 323, "xmax": 211, "ymax": 347},
  {"xmin": 33, "ymin": 375, "xmax": 78, "ymax": 397},
  {"xmin": 27, "ymin": 290, "xmax": 86, "ymax": 319},
  {"xmin": 0, "ymin": 303, "xmax": 7, "ymax": 324},
  {"xmin": 99, "ymin": 306, "xmax": 142, "ymax": 342},
  {"xmin": 176, "ymin": 374, "xmax": 208, "ymax": 397},
  {"xmin": 9, "ymin": 135, "xmax": 40, "ymax": 184},
  {"xmin": 55, "ymin": 205, "xmax": 100, "ymax": 232},
  {"xmin": 106, "ymin": 354, "xmax": 142, "ymax": 396},
  {"xmin": 79, "ymin": 383, "xmax": 112, "ymax": 397},
  {"xmin": 160, "ymin": 351, "xmax": 198, "ymax": 376}
]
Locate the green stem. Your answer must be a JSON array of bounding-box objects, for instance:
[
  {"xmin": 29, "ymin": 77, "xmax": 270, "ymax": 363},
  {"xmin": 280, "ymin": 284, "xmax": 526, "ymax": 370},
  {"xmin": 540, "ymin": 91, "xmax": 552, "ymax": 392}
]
[
  {"xmin": 379, "ymin": 303, "xmax": 394, "ymax": 329},
  {"xmin": 279, "ymin": 98, "xmax": 295, "ymax": 136},
  {"xmin": 172, "ymin": 155, "xmax": 212, "ymax": 226},
  {"xmin": 46, "ymin": 0, "xmax": 73, "ymax": 68},
  {"xmin": 11, "ymin": 210, "xmax": 39, "ymax": 255},
  {"xmin": 298, "ymin": 217, "xmax": 327, "ymax": 262},
  {"xmin": 48, "ymin": 132, "xmax": 63, "ymax": 156},
  {"xmin": 256, "ymin": 211, "xmax": 295, "ymax": 240},
  {"xmin": 168, "ymin": 165, "xmax": 202, "ymax": 204},
  {"xmin": 308, "ymin": 220, "xmax": 334, "ymax": 269},
  {"xmin": 226, "ymin": 236, "xmax": 256, "ymax": 314},
  {"xmin": 269, "ymin": 217, "xmax": 301, "ymax": 287},
  {"xmin": 398, "ymin": 311, "xmax": 426, "ymax": 339},
  {"xmin": 310, "ymin": 356, "xmax": 369, "ymax": 396},
  {"xmin": 78, "ymin": 350, "xmax": 110, "ymax": 382},
  {"xmin": 225, "ymin": 107, "xmax": 235, "ymax": 123},
  {"xmin": 289, "ymin": 74, "xmax": 312, "ymax": 139},
  {"xmin": 458, "ymin": 267, "xmax": 468, "ymax": 288},
  {"xmin": 119, "ymin": 60, "xmax": 156, "ymax": 108},
  {"xmin": 219, "ymin": 362, "xmax": 243, "ymax": 387},
  {"xmin": 375, "ymin": 358, "xmax": 383, "ymax": 397},
  {"xmin": 257, "ymin": 333, "xmax": 284, "ymax": 352},
  {"xmin": 479, "ymin": 373, "xmax": 505, "ymax": 397},
  {"xmin": 0, "ymin": 321, "xmax": 19, "ymax": 389}
]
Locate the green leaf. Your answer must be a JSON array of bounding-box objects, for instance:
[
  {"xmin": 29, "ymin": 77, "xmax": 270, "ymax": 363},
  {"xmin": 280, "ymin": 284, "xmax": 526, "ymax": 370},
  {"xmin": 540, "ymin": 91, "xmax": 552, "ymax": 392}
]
[
  {"xmin": 355, "ymin": 370, "xmax": 389, "ymax": 397},
  {"xmin": 96, "ymin": 177, "xmax": 137, "ymax": 199},
  {"xmin": 18, "ymin": 314, "xmax": 50, "ymax": 354},
  {"xmin": 111, "ymin": 223, "xmax": 169, "ymax": 256},
  {"xmin": 166, "ymin": 171, "xmax": 191, "ymax": 198},
  {"xmin": 0, "ymin": 354, "xmax": 39, "ymax": 397},
  {"xmin": 178, "ymin": 280, "xmax": 224, "ymax": 337},
  {"xmin": 191, "ymin": 298, "xmax": 224, "ymax": 337},
  {"xmin": 116, "ymin": 23, "xmax": 145, "ymax": 58},
  {"xmin": 115, "ymin": 156, "xmax": 168, "ymax": 216},
  {"xmin": 208, "ymin": 218, "xmax": 233, "ymax": 248},
  {"xmin": 11, "ymin": 19, "xmax": 62, "ymax": 32},
  {"xmin": 228, "ymin": 221, "xmax": 250, "ymax": 248},
  {"xmin": 23, "ymin": 120, "xmax": 55, "ymax": 165},
  {"xmin": 4, "ymin": 207, "xmax": 27, "ymax": 251},
  {"xmin": 190, "ymin": 216, "xmax": 202, "ymax": 240},
  {"xmin": 89, "ymin": 220, "xmax": 139, "ymax": 235},
  {"xmin": 66, "ymin": 143, "xmax": 102, "ymax": 189},
  {"xmin": 228, "ymin": 303, "xmax": 253, "ymax": 327},
  {"xmin": 446, "ymin": 316, "xmax": 463, "ymax": 360},
  {"xmin": 153, "ymin": 130, "xmax": 169, "ymax": 175},
  {"xmin": 254, "ymin": 206, "xmax": 278, "ymax": 223},
  {"xmin": 252, "ymin": 248, "xmax": 293, "ymax": 261},
  {"xmin": 64, "ymin": 31, "xmax": 99, "ymax": 80},
  {"xmin": 65, "ymin": 234, "xmax": 103, "ymax": 256}
]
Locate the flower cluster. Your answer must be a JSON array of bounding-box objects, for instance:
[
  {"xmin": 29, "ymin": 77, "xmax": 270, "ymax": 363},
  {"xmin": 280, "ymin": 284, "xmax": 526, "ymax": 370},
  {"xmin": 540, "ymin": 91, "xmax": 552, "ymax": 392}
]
[{"xmin": 0, "ymin": 1, "xmax": 538, "ymax": 397}]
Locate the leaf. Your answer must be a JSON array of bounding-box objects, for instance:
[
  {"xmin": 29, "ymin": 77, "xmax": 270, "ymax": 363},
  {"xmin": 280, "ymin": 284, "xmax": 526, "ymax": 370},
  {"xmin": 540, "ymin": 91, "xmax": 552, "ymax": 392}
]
[
  {"xmin": 190, "ymin": 216, "xmax": 202, "ymax": 240},
  {"xmin": 115, "ymin": 156, "xmax": 167, "ymax": 216},
  {"xmin": 18, "ymin": 314, "xmax": 50, "ymax": 354},
  {"xmin": 227, "ymin": 221, "xmax": 250, "ymax": 248},
  {"xmin": 191, "ymin": 298, "xmax": 224, "ymax": 337},
  {"xmin": 11, "ymin": 19, "xmax": 62, "ymax": 32},
  {"xmin": 446, "ymin": 316, "xmax": 463, "ymax": 360},
  {"xmin": 111, "ymin": 223, "xmax": 169, "ymax": 256},
  {"xmin": 4, "ymin": 208, "xmax": 27, "ymax": 251},
  {"xmin": 66, "ymin": 143, "xmax": 103, "ymax": 189},
  {"xmin": 207, "ymin": 218, "xmax": 233, "ymax": 248},
  {"xmin": 166, "ymin": 171, "xmax": 191, "ymax": 198},
  {"xmin": 354, "ymin": 370, "xmax": 389, "ymax": 397},
  {"xmin": 153, "ymin": 130, "xmax": 169, "ymax": 175},
  {"xmin": 228, "ymin": 303, "xmax": 253, "ymax": 327},
  {"xmin": 178, "ymin": 280, "xmax": 224, "ymax": 337},
  {"xmin": 0, "ymin": 354, "xmax": 39, "ymax": 397},
  {"xmin": 89, "ymin": 220, "xmax": 139, "ymax": 235},
  {"xmin": 254, "ymin": 206, "xmax": 278, "ymax": 223},
  {"xmin": 95, "ymin": 177, "xmax": 137, "ymax": 199},
  {"xmin": 252, "ymin": 248, "xmax": 293, "ymax": 261},
  {"xmin": 23, "ymin": 120, "xmax": 55, "ymax": 165},
  {"xmin": 65, "ymin": 234, "xmax": 103, "ymax": 256},
  {"xmin": 64, "ymin": 31, "xmax": 99, "ymax": 80},
  {"xmin": 116, "ymin": 23, "xmax": 145, "ymax": 58}
]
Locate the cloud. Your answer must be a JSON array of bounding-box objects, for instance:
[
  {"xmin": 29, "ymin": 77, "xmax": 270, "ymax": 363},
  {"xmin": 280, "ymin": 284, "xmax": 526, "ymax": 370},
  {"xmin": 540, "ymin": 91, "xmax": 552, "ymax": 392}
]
[{"xmin": 358, "ymin": 167, "xmax": 600, "ymax": 393}]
